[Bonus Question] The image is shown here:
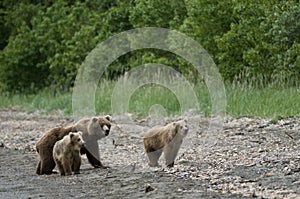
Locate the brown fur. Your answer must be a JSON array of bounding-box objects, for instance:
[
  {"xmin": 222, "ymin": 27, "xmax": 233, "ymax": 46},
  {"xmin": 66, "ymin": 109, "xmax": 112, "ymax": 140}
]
[
  {"xmin": 143, "ymin": 120, "xmax": 188, "ymax": 167},
  {"xmin": 53, "ymin": 131, "xmax": 85, "ymax": 176},
  {"xmin": 36, "ymin": 126, "xmax": 77, "ymax": 175},
  {"xmin": 36, "ymin": 115, "xmax": 111, "ymax": 175}
]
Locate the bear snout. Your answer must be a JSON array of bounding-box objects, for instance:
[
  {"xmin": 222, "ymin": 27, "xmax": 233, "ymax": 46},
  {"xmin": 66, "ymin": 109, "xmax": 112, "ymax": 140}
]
[
  {"xmin": 181, "ymin": 126, "xmax": 188, "ymax": 136},
  {"xmin": 184, "ymin": 128, "xmax": 188, "ymax": 134},
  {"xmin": 102, "ymin": 125, "xmax": 110, "ymax": 136},
  {"xmin": 81, "ymin": 140, "xmax": 86, "ymax": 147}
]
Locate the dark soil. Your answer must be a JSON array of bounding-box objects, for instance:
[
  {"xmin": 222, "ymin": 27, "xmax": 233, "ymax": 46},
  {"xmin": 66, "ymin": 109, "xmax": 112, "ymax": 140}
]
[{"xmin": 0, "ymin": 108, "xmax": 299, "ymax": 198}]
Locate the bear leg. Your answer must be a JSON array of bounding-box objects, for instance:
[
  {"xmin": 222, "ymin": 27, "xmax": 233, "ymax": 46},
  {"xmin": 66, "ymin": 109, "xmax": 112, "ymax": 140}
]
[
  {"xmin": 36, "ymin": 160, "xmax": 42, "ymax": 175},
  {"xmin": 146, "ymin": 149, "xmax": 162, "ymax": 167},
  {"xmin": 85, "ymin": 149, "xmax": 106, "ymax": 168},
  {"xmin": 72, "ymin": 155, "xmax": 81, "ymax": 174},
  {"xmin": 55, "ymin": 160, "xmax": 65, "ymax": 176},
  {"xmin": 81, "ymin": 143, "xmax": 108, "ymax": 169},
  {"xmin": 166, "ymin": 162, "xmax": 174, "ymax": 168},
  {"xmin": 62, "ymin": 158, "xmax": 72, "ymax": 176},
  {"xmin": 40, "ymin": 156, "xmax": 56, "ymax": 175},
  {"xmin": 164, "ymin": 145, "xmax": 179, "ymax": 168}
]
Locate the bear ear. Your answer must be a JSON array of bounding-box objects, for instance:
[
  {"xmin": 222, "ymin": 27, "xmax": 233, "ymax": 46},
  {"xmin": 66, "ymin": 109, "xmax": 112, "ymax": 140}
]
[
  {"xmin": 173, "ymin": 122, "xmax": 180, "ymax": 131},
  {"xmin": 70, "ymin": 132, "xmax": 74, "ymax": 139},
  {"xmin": 172, "ymin": 122, "xmax": 179, "ymax": 127},
  {"xmin": 92, "ymin": 117, "xmax": 98, "ymax": 123},
  {"xmin": 78, "ymin": 131, "xmax": 83, "ymax": 136},
  {"xmin": 105, "ymin": 115, "xmax": 112, "ymax": 121}
]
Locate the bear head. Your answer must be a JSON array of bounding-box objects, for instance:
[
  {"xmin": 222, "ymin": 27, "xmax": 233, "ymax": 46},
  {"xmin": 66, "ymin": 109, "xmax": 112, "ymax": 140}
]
[
  {"xmin": 173, "ymin": 120, "xmax": 188, "ymax": 138},
  {"xmin": 88, "ymin": 115, "xmax": 112, "ymax": 139},
  {"xmin": 69, "ymin": 131, "xmax": 85, "ymax": 151}
]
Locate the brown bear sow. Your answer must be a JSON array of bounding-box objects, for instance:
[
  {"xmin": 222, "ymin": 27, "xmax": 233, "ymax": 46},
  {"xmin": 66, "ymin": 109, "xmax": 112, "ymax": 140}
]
[
  {"xmin": 143, "ymin": 120, "xmax": 188, "ymax": 167},
  {"xmin": 53, "ymin": 131, "xmax": 85, "ymax": 176},
  {"xmin": 36, "ymin": 115, "xmax": 111, "ymax": 175}
]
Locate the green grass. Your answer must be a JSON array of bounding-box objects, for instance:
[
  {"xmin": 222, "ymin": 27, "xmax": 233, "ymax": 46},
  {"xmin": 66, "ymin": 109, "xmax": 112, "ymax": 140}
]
[
  {"xmin": 0, "ymin": 91, "xmax": 72, "ymax": 114},
  {"xmin": 226, "ymin": 85, "xmax": 300, "ymax": 118},
  {"xmin": 128, "ymin": 85, "xmax": 181, "ymax": 117},
  {"xmin": 0, "ymin": 79, "xmax": 299, "ymax": 118}
]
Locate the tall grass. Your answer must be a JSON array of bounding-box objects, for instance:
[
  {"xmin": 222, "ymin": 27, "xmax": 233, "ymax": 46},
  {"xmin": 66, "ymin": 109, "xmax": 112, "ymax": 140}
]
[
  {"xmin": 0, "ymin": 78, "xmax": 299, "ymax": 118},
  {"xmin": 227, "ymin": 85, "xmax": 300, "ymax": 117},
  {"xmin": 0, "ymin": 91, "xmax": 72, "ymax": 114},
  {"xmin": 128, "ymin": 85, "xmax": 181, "ymax": 117},
  {"xmin": 228, "ymin": 71, "xmax": 300, "ymax": 118}
]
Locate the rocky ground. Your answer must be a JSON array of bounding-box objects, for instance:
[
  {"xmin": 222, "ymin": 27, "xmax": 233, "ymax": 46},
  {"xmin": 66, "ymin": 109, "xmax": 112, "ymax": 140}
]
[{"xmin": 0, "ymin": 108, "xmax": 299, "ymax": 198}]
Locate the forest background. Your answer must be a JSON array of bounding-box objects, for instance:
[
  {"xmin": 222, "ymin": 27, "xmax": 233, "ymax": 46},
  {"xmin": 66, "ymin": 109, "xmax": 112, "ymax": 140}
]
[{"xmin": 0, "ymin": 0, "xmax": 299, "ymax": 117}]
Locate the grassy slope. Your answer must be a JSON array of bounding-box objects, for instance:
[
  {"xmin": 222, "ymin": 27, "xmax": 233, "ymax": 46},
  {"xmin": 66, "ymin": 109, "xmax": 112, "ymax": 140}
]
[{"xmin": 0, "ymin": 81, "xmax": 299, "ymax": 118}]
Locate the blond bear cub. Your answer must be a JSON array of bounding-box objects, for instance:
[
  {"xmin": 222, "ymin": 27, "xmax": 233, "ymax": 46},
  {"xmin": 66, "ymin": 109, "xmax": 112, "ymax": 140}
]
[
  {"xmin": 53, "ymin": 131, "xmax": 85, "ymax": 176},
  {"xmin": 143, "ymin": 120, "xmax": 188, "ymax": 167}
]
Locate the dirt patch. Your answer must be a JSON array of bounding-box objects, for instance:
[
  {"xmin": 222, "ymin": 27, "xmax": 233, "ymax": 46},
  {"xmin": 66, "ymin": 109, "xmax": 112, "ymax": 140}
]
[{"xmin": 0, "ymin": 108, "xmax": 299, "ymax": 198}]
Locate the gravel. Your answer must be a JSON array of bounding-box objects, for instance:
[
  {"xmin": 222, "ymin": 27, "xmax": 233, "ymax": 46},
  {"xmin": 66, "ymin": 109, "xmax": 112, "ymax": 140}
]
[{"xmin": 0, "ymin": 108, "xmax": 299, "ymax": 198}]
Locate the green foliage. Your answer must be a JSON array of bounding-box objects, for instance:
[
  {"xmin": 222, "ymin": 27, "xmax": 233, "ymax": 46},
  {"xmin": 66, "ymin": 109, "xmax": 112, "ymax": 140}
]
[
  {"xmin": 0, "ymin": 23, "xmax": 50, "ymax": 92},
  {"xmin": 264, "ymin": 2, "xmax": 300, "ymax": 85},
  {"xmin": 181, "ymin": 0, "xmax": 233, "ymax": 56},
  {"xmin": 216, "ymin": 0, "xmax": 300, "ymax": 83},
  {"xmin": 32, "ymin": 0, "xmax": 102, "ymax": 90},
  {"xmin": 0, "ymin": 0, "xmax": 105, "ymax": 92},
  {"xmin": 129, "ymin": 0, "xmax": 186, "ymax": 28},
  {"xmin": 0, "ymin": 0, "xmax": 299, "ymax": 93}
]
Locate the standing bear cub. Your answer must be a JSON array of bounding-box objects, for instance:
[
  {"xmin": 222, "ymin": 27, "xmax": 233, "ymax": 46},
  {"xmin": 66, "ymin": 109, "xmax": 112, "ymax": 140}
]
[
  {"xmin": 53, "ymin": 131, "xmax": 85, "ymax": 176},
  {"xmin": 36, "ymin": 115, "xmax": 111, "ymax": 175},
  {"xmin": 143, "ymin": 120, "xmax": 188, "ymax": 167}
]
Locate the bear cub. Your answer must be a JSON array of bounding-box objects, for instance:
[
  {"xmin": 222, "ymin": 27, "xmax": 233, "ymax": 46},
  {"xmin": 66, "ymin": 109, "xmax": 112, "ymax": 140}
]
[
  {"xmin": 53, "ymin": 131, "xmax": 85, "ymax": 176},
  {"xmin": 143, "ymin": 120, "xmax": 188, "ymax": 167}
]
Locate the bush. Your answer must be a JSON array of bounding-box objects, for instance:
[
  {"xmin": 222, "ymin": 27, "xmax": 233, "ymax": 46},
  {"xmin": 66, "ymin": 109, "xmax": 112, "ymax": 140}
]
[{"xmin": 0, "ymin": 0, "xmax": 299, "ymax": 93}]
